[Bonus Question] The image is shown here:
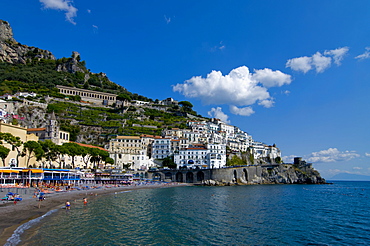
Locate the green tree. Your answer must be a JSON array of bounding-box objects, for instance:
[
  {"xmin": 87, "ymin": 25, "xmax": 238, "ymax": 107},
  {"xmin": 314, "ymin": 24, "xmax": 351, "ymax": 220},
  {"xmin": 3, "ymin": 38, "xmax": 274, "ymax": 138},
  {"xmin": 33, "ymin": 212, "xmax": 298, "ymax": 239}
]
[
  {"xmin": 11, "ymin": 118, "xmax": 18, "ymax": 125},
  {"xmin": 0, "ymin": 145, "xmax": 10, "ymax": 167},
  {"xmin": 23, "ymin": 141, "xmax": 44, "ymax": 167},
  {"xmin": 60, "ymin": 123, "xmax": 80, "ymax": 142},
  {"xmin": 81, "ymin": 147, "xmax": 92, "ymax": 169},
  {"xmin": 226, "ymin": 155, "xmax": 245, "ymax": 166},
  {"xmin": 178, "ymin": 101, "xmax": 193, "ymax": 112},
  {"xmin": 90, "ymin": 148, "xmax": 109, "ymax": 170},
  {"xmin": 55, "ymin": 144, "xmax": 69, "ymax": 168},
  {"xmin": 63, "ymin": 142, "xmax": 84, "ymax": 168},
  {"xmin": 117, "ymin": 93, "xmax": 132, "ymax": 101},
  {"xmin": 0, "ymin": 133, "xmax": 23, "ymax": 166},
  {"xmin": 275, "ymin": 156, "xmax": 282, "ymax": 164},
  {"xmin": 104, "ymin": 157, "xmax": 114, "ymax": 168},
  {"xmin": 162, "ymin": 155, "xmax": 176, "ymax": 169},
  {"xmin": 39, "ymin": 140, "xmax": 58, "ymax": 168},
  {"xmin": 249, "ymin": 153, "xmax": 254, "ymax": 165}
]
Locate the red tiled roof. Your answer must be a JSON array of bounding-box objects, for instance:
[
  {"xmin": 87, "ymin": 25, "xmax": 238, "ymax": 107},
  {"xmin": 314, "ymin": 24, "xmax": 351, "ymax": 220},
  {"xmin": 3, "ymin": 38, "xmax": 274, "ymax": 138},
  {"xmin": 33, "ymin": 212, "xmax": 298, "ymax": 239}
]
[
  {"xmin": 72, "ymin": 142, "xmax": 108, "ymax": 151},
  {"xmin": 27, "ymin": 128, "xmax": 46, "ymax": 132}
]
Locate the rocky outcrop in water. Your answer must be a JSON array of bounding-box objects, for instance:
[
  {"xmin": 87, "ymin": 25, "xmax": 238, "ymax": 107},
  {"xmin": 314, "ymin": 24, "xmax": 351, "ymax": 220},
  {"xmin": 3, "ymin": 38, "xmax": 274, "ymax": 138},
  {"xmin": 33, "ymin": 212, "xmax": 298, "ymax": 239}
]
[
  {"xmin": 201, "ymin": 163, "xmax": 326, "ymax": 186},
  {"xmin": 261, "ymin": 163, "xmax": 326, "ymax": 184}
]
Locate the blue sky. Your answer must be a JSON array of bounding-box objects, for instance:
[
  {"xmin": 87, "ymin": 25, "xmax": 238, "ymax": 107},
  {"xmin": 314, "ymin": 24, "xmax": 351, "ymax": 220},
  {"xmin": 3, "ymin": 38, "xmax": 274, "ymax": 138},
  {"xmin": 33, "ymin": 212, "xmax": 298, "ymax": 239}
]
[{"xmin": 1, "ymin": 0, "xmax": 370, "ymax": 179}]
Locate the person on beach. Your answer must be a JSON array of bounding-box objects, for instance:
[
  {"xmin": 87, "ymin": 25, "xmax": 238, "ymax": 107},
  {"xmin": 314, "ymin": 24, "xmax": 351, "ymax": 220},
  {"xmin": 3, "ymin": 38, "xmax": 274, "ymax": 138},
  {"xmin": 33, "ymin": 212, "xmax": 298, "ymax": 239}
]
[
  {"xmin": 65, "ymin": 200, "xmax": 71, "ymax": 210},
  {"xmin": 38, "ymin": 193, "xmax": 44, "ymax": 209},
  {"xmin": 83, "ymin": 197, "xmax": 87, "ymax": 206}
]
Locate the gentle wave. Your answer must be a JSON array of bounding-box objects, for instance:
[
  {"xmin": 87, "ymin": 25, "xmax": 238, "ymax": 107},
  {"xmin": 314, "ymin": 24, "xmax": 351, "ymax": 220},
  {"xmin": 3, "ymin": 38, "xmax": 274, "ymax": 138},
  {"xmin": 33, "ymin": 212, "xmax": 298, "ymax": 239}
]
[{"xmin": 5, "ymin": 209, "xmax": 58, "ymax": 246}]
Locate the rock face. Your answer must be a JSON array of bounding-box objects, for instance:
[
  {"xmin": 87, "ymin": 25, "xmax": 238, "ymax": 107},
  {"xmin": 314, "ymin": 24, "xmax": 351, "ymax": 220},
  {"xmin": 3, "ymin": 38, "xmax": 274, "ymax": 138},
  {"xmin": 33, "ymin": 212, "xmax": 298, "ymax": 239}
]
[
  {"xmin": 261, "ymin": 164, "xmax": 326, "ymax": 184},
  {"xmin": 0, "ymin": 20, "xmax": 15, "ymax": 42},
  {"xmin": 201, "ymin": 164, "xmax": 326, "ymax": 186},
  {"xmin": 56, "ymin": 51, "xmax": 86, "ymax": 74},
  {"xmin": 0, "ymin": 20, "xmax": 55, "ymax": 64}
]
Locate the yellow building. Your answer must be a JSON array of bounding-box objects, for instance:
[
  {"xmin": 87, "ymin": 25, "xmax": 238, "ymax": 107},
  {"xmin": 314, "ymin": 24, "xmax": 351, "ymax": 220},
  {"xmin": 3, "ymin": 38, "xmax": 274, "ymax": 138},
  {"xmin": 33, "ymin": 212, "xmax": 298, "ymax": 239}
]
[{"xmin": 0, "ymin": 121, "xmax": 39, "ymax": 168}]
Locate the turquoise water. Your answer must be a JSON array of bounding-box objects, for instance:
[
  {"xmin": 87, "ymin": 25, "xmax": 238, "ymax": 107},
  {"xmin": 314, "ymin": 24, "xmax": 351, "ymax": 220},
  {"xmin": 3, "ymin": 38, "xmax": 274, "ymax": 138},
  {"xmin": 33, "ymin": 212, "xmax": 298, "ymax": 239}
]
[{"xmin": 13, "ymin": 182, "xmax": 370, "ymax": 245}]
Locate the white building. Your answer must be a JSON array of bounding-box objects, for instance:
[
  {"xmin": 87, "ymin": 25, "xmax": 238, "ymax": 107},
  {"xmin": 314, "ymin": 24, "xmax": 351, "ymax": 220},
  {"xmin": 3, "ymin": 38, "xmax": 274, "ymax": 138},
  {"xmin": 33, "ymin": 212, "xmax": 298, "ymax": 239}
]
[
  {"xmin": 109, "ymin": 136, "xmax": 154, "ymax": 171},
  {"xmin": 174, "ymin": 144, "xmax": 226, "ymax": 169},
  {"xmin": 266, "ymin": 145, "xmax": 281, "ymax": 161},
  {"xmin": 206, "ymin": 144, "xmax": 227, "ymax": 169},
  {"xmin": 182, "ymin": 131, "xmax": 200, "ymax": 144},
  {"xmin": 152, "ymin": 137, "xmax": 172, "ymax": 159},
  {"xmin": 174, "ymin": 146, "xmax": 208, "ymax": 169},
  {"xmin": 207, "ymin": 122, "xmax": 219, "ymax": 132},
  {"xmin": 160, "ymin": 98, "xmax": 178, "ymax": 106}
]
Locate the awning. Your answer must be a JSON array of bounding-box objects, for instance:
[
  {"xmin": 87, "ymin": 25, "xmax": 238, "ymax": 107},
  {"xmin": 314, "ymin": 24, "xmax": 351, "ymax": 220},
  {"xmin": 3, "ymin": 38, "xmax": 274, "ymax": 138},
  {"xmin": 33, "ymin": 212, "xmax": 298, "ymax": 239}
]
[
  {"xmin": 21, "ymin": 169, "xmax": 44, "ymax": 173},
  {"xmin": 31, "ymin": 169, "xmax": 44, "ymax": 173},
  {"xmin": 0, "ymin": 170, "xmax": 19, "ymax": 173}
]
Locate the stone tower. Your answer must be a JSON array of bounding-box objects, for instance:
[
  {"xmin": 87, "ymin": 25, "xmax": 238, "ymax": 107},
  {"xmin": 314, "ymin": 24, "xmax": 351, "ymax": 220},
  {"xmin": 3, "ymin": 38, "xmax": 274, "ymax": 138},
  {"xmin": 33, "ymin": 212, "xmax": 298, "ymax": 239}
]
[{"xmin": 45, "ymin": 111, "xmax": 60, "ymax": 144}]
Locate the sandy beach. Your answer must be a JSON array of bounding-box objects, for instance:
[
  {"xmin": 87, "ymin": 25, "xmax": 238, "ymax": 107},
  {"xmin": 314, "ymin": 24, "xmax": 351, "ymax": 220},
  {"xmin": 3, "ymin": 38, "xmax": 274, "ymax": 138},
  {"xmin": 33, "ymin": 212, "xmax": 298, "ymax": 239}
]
[{"xmin": 0, "ymin": 183, "xmax": 189, "ymax": 245}]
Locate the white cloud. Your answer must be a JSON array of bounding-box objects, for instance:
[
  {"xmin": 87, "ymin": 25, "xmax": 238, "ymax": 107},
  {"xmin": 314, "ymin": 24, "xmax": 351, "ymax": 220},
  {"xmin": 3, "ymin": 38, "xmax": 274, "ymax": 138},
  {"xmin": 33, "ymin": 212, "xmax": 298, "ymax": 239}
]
[
  {"xmin": 353, "ymin": 167, "xmax": 363, "ymax": 170},
  {"xmin": 286, "ymin": 56, "xmax": 312, "ymax": 73},
  {"xmin": 282, "ymin": 155, "xmax": 295, "ymax": 163},
  {"xmin": 229, "ymin": 105, "xmax": 254, "ymax": 116},
  {"xmin": 306, "ymin": 148, "xmax": 360, "ymax": 163},
  {"xmin": 365, "ymin": 152, "xmax": 370, "ymax": 157},
  {"xmin": 355, "ymin": 47, "xmax": 370, "ymax": 60},
  {"xmin": 324, "ymin": 47, "xmax": 349, "ymax": 65},
  {"xmin": 173, "ymin": 66, "xmax": 291, "ymax": 115},
  {"xmin": 252, "ymin": 68, "xmax": 292, "ymax": 88},
  {"xmin": 40, "ymin": 0, "xmax": 78, "ymax": 24},
  {"xmin": 312, "ymin": 52, "xmax": 332, "ymax": 73},
  {"xmin": 87, "ymin": 9, "xmax": 91, "ymax": 14},
  {"xmin": 258, "ymin": 99, "xmax": 274, "ymax": 108},
  {"xmin": 286, "ymin": 47, "xmax": 349, "ymax": 73},
  {"xmin": 208, "ymin": 107, "xmax": 230, "ymax": 123}
]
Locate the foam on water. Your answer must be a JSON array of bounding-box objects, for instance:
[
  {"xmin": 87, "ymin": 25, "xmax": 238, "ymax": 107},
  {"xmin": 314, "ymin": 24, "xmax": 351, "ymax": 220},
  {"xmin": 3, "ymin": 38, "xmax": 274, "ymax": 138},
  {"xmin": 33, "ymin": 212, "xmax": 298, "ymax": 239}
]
[{"xmin": 5, "ymin": 208, "xmax": 58, "ymax": 246}]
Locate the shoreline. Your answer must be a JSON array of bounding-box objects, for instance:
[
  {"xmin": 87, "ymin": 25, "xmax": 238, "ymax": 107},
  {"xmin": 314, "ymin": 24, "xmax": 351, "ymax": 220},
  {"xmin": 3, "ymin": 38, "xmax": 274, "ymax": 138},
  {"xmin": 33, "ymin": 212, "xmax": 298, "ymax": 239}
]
[{"xmin": 0, "ymin": 183, "xmax": 190, "ymax": 245}]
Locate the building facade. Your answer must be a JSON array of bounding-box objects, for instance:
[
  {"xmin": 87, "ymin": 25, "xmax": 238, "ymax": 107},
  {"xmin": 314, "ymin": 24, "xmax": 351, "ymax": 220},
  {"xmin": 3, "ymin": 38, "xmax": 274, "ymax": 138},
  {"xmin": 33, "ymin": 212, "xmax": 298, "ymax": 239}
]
[
  {"xmin": 0, "ymin": 122, "xmax": 39, "ymax": 168},
  {"xmin": 109, "ymin": 136, "xmax": 154, "ymax": 171},
  {"xmin": 56, "ymin": 85, "xmax": 117, "ymax": 106}
]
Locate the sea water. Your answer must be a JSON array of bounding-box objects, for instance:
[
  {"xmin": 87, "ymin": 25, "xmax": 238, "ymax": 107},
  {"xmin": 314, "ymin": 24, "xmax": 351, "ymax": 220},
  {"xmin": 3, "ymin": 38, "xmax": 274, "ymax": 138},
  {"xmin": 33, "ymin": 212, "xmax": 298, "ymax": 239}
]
[{"xmin": 11, "ymin": 181, "xmax": 370, "ymax": 245}]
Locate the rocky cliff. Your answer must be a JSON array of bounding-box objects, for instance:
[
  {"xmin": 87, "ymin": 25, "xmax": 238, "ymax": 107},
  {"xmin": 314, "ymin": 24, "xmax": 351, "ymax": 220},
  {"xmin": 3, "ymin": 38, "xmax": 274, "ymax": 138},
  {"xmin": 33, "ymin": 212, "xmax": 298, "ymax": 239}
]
[
  {"xmin": 260, "ymin": 164, "xmax": 326, "ymax": 184},
  {"xmin": 0, "ymin": 20, "xmax": 55, "ymax": 64},
  {"xmin": 202, "ymin": 163, "xmax": 326, "ymax": 186}
]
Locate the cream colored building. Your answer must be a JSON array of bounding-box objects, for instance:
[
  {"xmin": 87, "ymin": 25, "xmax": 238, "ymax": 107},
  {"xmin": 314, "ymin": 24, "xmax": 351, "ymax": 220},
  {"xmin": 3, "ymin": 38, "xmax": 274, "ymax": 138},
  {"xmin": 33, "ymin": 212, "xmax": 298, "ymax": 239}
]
[
  {"xmin": 109, "ymin": 136, "xmax": 154, "ymax": 171},
  {"xmin": 0, "ymin": 122, "xmax": 39, "ymax": 168},
  {"xmin": 56, "ymin": 85, "xmax": 117, "ymax": 106}
]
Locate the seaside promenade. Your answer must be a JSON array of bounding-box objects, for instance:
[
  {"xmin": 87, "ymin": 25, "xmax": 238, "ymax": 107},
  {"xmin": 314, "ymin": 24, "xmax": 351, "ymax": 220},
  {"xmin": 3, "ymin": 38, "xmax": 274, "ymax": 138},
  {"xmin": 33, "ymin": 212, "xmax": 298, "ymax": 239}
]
[{"xmin": 0, "ymin": 182, "xmax": 188, "ymax": 245}]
